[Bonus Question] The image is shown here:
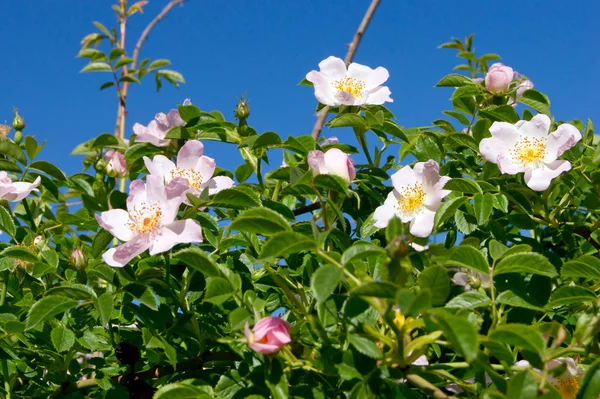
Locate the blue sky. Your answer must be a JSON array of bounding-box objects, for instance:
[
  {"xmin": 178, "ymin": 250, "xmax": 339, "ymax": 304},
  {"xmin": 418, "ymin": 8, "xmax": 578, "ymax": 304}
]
[{"xmin": 2, "ymin": 0, "xmax": 599, "ymax": 176}]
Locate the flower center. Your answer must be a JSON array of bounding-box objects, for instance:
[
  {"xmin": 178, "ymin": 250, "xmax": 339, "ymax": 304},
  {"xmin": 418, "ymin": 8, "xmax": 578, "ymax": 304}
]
[
  {"xmin": 127, "ymin": 202, "xmax": 162, "ymax": 234},
  {"xmin": 510, "ymin": 136, "xmax": 547, "ymax": 168},
  {"xmin": 333, "ymin": 76, "xmax": 366, "ymax": 98},
  {"xmin": 553, "ymin": 376, "xmax": 580, "ymax": 399},
  {"xmin": 170, "ymin": 167, "xmax": 203, "ymax": 190},
  {"xmin": 395, "ymin": 183, "xmax": 426, "ymax": 216}
]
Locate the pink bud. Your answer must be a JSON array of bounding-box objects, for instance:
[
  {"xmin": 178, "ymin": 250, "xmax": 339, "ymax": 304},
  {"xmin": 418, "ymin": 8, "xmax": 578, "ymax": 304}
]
[
  {"xmin": 485, "ymin": 63, "xmax": 514, "ymax": 93},
  {"xmin": 516, "ymin": 80, "xmax": 534, "ymax": 99},
  {"xmin": 105, "ymin": 150, "xmax": 128, "ymax": 178},
  {"xmin": 70, "ymin": 249, "xmax": 87, "ymax": 270},
  {"xmin": 244, "ymin": 317, "xmax": 292, "ymax": 354},
  {"xmin": 307, "ymin": 148, "xmax": 356, "ymax": 183}
]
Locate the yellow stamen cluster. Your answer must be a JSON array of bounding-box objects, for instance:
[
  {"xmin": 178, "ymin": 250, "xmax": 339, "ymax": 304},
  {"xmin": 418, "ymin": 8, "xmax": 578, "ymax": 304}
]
[
  {"xmin": 510, "ymin": 136, "xmax": 547, "ymax": 167},
  {"xmin": 170, "ymin": 167, "xmax": 203, "ymax": 190},
  {"xmin": 333, "ymin": 76, "xmax": 366, "ymax": 99},
  {"xmin": 553, "ymin": 376, "xmax": 580, "ymax": 399},
  {"xmin": 127, "ymin": 202, "xmax": 162, "ymax": 234},
  {"xmin": 395, "ymin": 183, "xmax": 426, "ymax": 216}
]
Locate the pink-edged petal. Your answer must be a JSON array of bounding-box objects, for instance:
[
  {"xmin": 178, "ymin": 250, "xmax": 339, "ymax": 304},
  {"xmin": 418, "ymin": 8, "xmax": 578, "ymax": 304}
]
[
  {"xmin": 317, "ymin": 56, "xmax": 347, "ymax": 80},
  {"xmin": 412, "ymin": 355, "xmax": 429, "ymax": 366},
  {"xmin": 452, "ymin": 272, "xmax": 470, "ymax": 287},
  {"xmin": 166, "ymin": 109, "xmax": 185, "ymax": 127},
  {"xmin": 323, "ymin": 148, "xmax": 351, "ymax": 182},
  {"xmin": 391, "ymin": 165, "xmax": 417, "ymax": 191},
  {"xmin": 545, "ymin": 123, "xmax": 582, "ymax": 160},
  {"xmin": 409, "ymin": 210, "xmax": 435, "ymax": 237},
  {"xmin": 5, "ymin": 177, "xmax": 41, "ymax": 202},
  {"xmin": 253, "ymin": 317, "xmax": 278, "ymax": 340},
  {"xmin": 413, "ymin": 161, "xmax": 442, "ymax": 193},
  {"xmin": 160, "ymin": 178, "xmax": 189, "ymax": 223},
  {"xmin": 135, "ymin": 121, "xmax": 170, "ymax": 147},
  {"xmin": 204, "ymin": 176, "xmax": 235, "ymax": 195},
  {"xmin": 249, "ymin": 342, "xmax": 281, "ymax": 354},
  {"xmin": 524, "ymin": 160, "xmax": 571, "ymax": 191},
  {"xmin": 515, "ymin": 114, "xmax": 551, "ymax": 139},
  {"xmin": 497, "ymin": 153, "xmax": 526, "ymax": 175},
  {"xmin": 126, "ymin": 180, "xmax": 149, "ymax": 213},
  {"xmin": 96, "ymin": 209, "xmax": 134, "ymax": 242},
  {"xmin": 148, "ymin": 219, "xmax": 203, "ymax": 255},
  {"xmin": 373, "ymin": 192, "xmax": 398, "ymax": 228},
  {"xmin": 103, "ymin": 237, "xmax": 151, "ymax": 267},
  {"xmin": 364, "ymin": 86, "xmax": 393, "ymax": 105},
  {"xmin": 145, "ymin": 175, "xmax": 167, "ymax": 203},
  {"xmin": 176, "ymin": 140, "xmax": 205, "ymax": 169},
  {"xmin": 347, "ymin": 157, "xmax": 356, "ymax": 181},
  {"xmin": 268, "ymin": 329, "xmax": 291, "ymax": 346},
  {"xmin": 334, "ymin": 91, "xmax": 356, "ymax": 106},
  {"xmin": 306, "ymin": 71, "xmax": 336, "ymax": 106},
  {"xmin": 144, "ymin": 155, "xmax": 175, "ymax": 182},
  {"xmin": 307, "ymin": 150, "xmax": 327, "ymax": 175},
  {"xmin": 195, "ymin": 156, "xmax": 216, "ymax": 182},
  {"xmin": 347, "ymin": 63, "xmax": 389, "ymax": 90}
]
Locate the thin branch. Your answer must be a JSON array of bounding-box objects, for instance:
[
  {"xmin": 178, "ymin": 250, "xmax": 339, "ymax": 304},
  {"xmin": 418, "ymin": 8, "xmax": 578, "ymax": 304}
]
[
  {"xmin": 48, "ymin": 351, "xmax": 240, "ymax": 399},
  {"xmin": 293, "ymin": 202, "xmax": 321, "ymax": 216},
  {"xmin": 310, "ymin": 0, "xmax": 382, "ymax": 140}
]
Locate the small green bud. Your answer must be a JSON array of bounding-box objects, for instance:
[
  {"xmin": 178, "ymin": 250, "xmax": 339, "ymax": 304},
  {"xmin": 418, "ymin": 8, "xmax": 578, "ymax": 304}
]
[
  {"xmin": 95, "ymin": 159, "xmax": 107, "ymax": 172},
  {"xmin": 234, "ymin": 98, "xmax": 250, "ymax": 120},
  {"xmin": 13, "ymin": 130, "xmax": 22, "ymax": 144},
  {"xmin": 12, "ymin": 108, "xmax": 25, "ymax": 131}
]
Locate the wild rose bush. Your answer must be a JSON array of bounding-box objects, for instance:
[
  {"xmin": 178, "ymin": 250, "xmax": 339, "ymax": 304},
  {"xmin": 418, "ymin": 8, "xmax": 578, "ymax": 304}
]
[{"xmin": 0, "ymin": 10, "xmax": 600, "ymax": 399}]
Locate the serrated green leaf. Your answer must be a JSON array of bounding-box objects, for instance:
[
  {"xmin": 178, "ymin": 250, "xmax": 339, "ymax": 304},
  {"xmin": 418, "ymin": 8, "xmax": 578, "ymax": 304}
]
[
  {"xmin": 259, "ymin": 232, "xmax": 316, "ymax": 260},
  {"xmin": 173, "ymin": 247, "xmax": 221, "ymax": 277},
  {"xmin": 229, "ymin": 207, "xmax": 291, "ymax": 235},
  {"xmin": 348, "ymin": 335, "xmax": 382, "ymax": 359},
  {"xmin": 444, "ymin": 178, "xmax": 482, "ymax": 194},
  {"xmin": 446, "ymin": 246, "xmax": 490, "ymax": 275},
  {"xmin": 80, "ymin": 62, "xmax": 113, "ymax": 73},
  {"xmin": 311, "ymin": 264, "xmax": 343, "ymax": 303},
  {"xmin": 418, "ymin": 265, "xmax": 450, "ymax": 306},
  {"xmin": 204, "ymin": 277, "xmax": 234, "ymax": 305},
  {"xmin": 446, "ymin": 291, "xmax": 491, "ymax": 309},
  {"xmin": 494, "ymin": 252, "xmax": 557, "ymax": 278},
  {"xmin": 25, "ymin": 296, "xmax": 78, "ymax": 330},
  {"xmin": 434, "ymin": 196, "xmax": 468, "ymax": 227},
  {"xmin": 51, "ymin": 326, "xmax": 75, "ymax": 353},
  {"xmin": 489, "ymin": 324, "xmax": 545, "ymax": 354},
  {"xmin": 341, "ymin": 243, "xmax": 386, "ymax": 265},
  {"xmin": 0, "ymin": 140, "xmax": 27, "ymax": 164}
]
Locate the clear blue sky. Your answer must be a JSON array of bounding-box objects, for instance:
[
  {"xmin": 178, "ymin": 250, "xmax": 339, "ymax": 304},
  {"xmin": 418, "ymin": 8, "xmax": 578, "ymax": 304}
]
[{"xmin": 2, "ymin": 0, "xmax": 598, "ymax": 176}]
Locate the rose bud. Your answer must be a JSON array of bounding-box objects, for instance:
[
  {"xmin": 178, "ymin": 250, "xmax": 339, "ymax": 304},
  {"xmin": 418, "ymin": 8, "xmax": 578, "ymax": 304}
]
[{"xmin": 485, "ymin": 63, "xmax": 514, "ymax": 93}]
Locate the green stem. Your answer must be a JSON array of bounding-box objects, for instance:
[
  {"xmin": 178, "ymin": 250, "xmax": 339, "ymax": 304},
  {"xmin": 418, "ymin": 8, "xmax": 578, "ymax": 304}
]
[
  {"xmin": 271, "ymin": 181, "xmax": 281, "ymax": 202},
  {"xmin": 22, "ymin": 199, "xmax": 36, "ymax": 231},
  {"xmin": 2, "ymin": 358, "xmax": 10, "ymax": 399},
  {"xmin": 489, "ymin": 260, "xmax": 498, "ymax": 329},
  {"xmin": 355, "ymin": 129, "xmax": 373, "ymax": 166},
  {"xmin": 256, "ymin": 157, "xmax": 264, "ymax": 193},
  {"xmin": 0, "ymin": 271, "xmax": 7, "ymax": 306}
]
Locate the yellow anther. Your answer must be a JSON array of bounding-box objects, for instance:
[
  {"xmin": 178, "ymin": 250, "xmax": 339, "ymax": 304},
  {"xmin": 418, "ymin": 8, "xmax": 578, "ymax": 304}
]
[
  {"xmin": 170, "ymin": 167, "xmax": 203, "ymax": 190},
  {"xmin": 333, "ymin": 76, "xmax": 366, "ymax": 99}
]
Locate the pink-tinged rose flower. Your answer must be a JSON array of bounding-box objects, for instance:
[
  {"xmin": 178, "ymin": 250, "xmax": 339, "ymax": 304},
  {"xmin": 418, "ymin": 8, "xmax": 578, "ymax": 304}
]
[
  {"xmin": 373, "ymin": 161, "xmax": 450, "ymax": 237},
  {"xmin": 244, "ymin": 317, "xmax": 292, "ymax": 354},
  {"xmin": 105, "ymin": 150, "xmax": 128, "ymax": 178},
  {"xmin": 307, "ymin": 148, "xmax": 356, "ymax": 183},
  {"xmin": 452, "ymin": 269, "xmax": 491, "ymax": 291},
  {"xmin": 479, "ymin": 114, "xmax": 581, "ymax": 191},
  {"xmin": 143, "ymin": 140, "xmax": 234, "ymax": 204},
  {"xmin": 516, "ymin": 79, "xmax": 534, "ymax": 99},
  {"xmin": 0, "ymin": 172, "xmax": 41, "ymax": 202},
  {"xmin": 133, "ymin": 99, "xmax": 191, "ymax": 147},
  {"xmin": 322, "ymin": 137, "xmax": 339, "ymax": 145},
  {"xmin": 96, "ymin": 175, "xmax": 203, "ymax": 267},
  {"xmin": 306, "ymin": 56, "xmax": 392, "ymax": 106},
  {"xmin": 485, "ymin": 63, "xmax": 514, "ymax": 93},
  {"xmin": 514, "ymin": 358, "xmax": 583, "ymax": 398}
]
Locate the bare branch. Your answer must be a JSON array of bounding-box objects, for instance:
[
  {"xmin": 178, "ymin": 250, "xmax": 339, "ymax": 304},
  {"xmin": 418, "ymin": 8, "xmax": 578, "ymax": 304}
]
[{"xmin": 310, "ymin": 0, "xmax": 382, "ymax": 140}]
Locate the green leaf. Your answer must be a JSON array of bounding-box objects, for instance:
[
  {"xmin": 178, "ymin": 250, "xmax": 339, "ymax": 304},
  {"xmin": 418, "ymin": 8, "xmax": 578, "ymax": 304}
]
[
  {"xmin": 210, "ymin": 186, "xmax": 261, "ymax": 209},
  {"xmin": 507, "ymin": 371, "xmax": 538, "ymax": 399},
  {"xmin": 313, "ymin": 174, "xmax": 349, "ymax": 196},
  {"xmin": 0, "ymin": 140, "xmax": 27, "ymax": 164},
  {"xmin": 478, "ymin": 105, "xmax": 520, "ymax": 123},
  {"xmin": 311, "ymin": 264, "xmax": 343, "ymax": 303},
  {"xmin": 154, "ymin": 383, "xmax": 212, "ymax": 399},
  {"xmin": 377, "ymin": 120, "xmax": 409, "ymax": 142},
  {"xmin": 229, "ymin": 207, "xmax": 291, "ymax": 235},
  {"xmin": 108, "ymin": 48, "xmax": 125, "ymax": 60},
  {"xmin": 95, "ymin": 292, "xmax": 114, "ymax": 326},
  {"xmin": 123, "ymin": 283, "xmax": 158, "ymax": 311},
  {"xmin": 452, "ymin": 84, "xmax": 485, "ymax": 99},
  {"xmin": 446, "ymin": 291, "xmax": 491, "ymax": 309},
  {"xmin": 173, "ymin": 247, "xmax": 221, "ymax": 277},
  {"xmin": 494, "ymin": 252, "xmax": 557, "ymax": 278},
  {"xmin": 328, "ymin": 114, "xmax": 368, "ymax": 129},
  {"xmin": 489, "ymin": 240, "xmax": 509, "ymax": 260},
  {"xmin": 80, "ymin": 62, "xmax": 113, "ymax": 73},
  {"xmin": 148, "ymin": 59, "xmax": 171, "ymax": 70},
  {"xmin": 0, "ymin": 160, "xmax": 22, "ymax": 173},
  {"xmin": 91, "ymin": 133, "xmax": 123, "ymax": 149},
  {"xmin": 496, "ymin": 290, "xmax": 544, "ymax": 311},
  {"xmin": 434, "ymin": 196, "xmax": 468, "ymax": 227},
  {"xmin": 1, "ymin": 246, "xmax": 38, "ymax": 263},
  {"xmin": 341, "ymin": 243, "xmax": 386, "ymax": 265},
  {"xmin": 561, "ymin": 256, "xmax": 600, "ymax": 281},
  {"xmin": 158, "ymin": 69, "xmax": 185, "ymax": 83},
  {"xmin": 46, "ymin": 283, "xmax": 96, "ymax": 300},
  {"xmin": 348, "ymin": 335, "xmax": 382, "ymax": 359},
  {"xmin": 92, "ymin": 229, "xmax": 113, "ymax": 258},
  {"xmin": 577, "ymin": 357, "xmax": 600, "ymax": 399},
  {"xmin": 546, "ymin": 286, "xmax": 597, "ymax": 308},
  {"xmin": 51, "ymin": 326, "xmax": 76, "ymax": 353},
  {"xmin": 29, "ymin": 160, "xmax": 67, "ymax": 181},
  {"xmin": 251, "ymin": 131, "xmax": 281, "ymax": 149},
  {"xmin": 114, "ymin": 57, "xmax": 134, "ymax": 69},
  {"xmin": 435, "ymin": 74, "xmax": 476, "ymax": 87},
  {"xmin": 25, "ymin": 296, "xmax": 78, "ymax": 331},
  {"xmin": 266, "ymin": 358, "xmax": 290, "ymax": 399},
  {"xmin": 473, "ymin": 193, "xmax": 494, "ymax": 225},
  {"xmin": 0, "ymin": 206, "xmax": 16, "ymax": 238},
  {"xmin": 349, "ymin": 282, "xmax": 398, "ymax": 299},
  {"xmin": 414, "ymin": 134, "xmax": 442, "ymax": 161},
  {"xmin": 446, "ymin": 246, "xmax": 490, "ymax": 275},
  {"xmin": 204, "ymin": 277, "xmax": 234, "ymax": 305},
  {"xmin": 426, "ymin": 309, "xmax": 479, "ymax": 362},
  {"xmin": 259, "ymin": 232, "xmax": 316, "ymax": 260},
  {"xmin": 445, "ymin": 133, "xmax": 479, "ymax": 152},
  {"xmin": 444, "ymin": 178, "xmax": 482, "ymax": 194},
  {"xmin": 489, "ymin": 324, "xmax": 545, "ymax": 354},
  {"xmin": 418, "ymin": 266, "xmax": 450, "ymax": 306},
  {"xmin": 517, "ymin": 89, "xmax": 551, "ymax": 116}
]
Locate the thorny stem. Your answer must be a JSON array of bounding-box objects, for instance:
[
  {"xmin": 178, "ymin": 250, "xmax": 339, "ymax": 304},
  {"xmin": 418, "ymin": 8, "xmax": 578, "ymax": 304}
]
[{"xmin": 311, "ymin": 0, "xmax": 382, "ymax": 140}]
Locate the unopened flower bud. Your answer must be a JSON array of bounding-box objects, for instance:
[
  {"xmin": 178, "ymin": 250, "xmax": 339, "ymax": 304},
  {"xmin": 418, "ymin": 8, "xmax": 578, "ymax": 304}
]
[
  {"xmin": 234, "ymin": 98, "xmax": 250, "ymax": 120},
  {"xmin": 95, "ymin": 159, "xmax": 107, "ymax": 172},
  {"xmin": 33, "ymin": 236, "xmax": 44, "ymax": 246},
  {"xmin": 70, "ymin": 249, "xmax": 87, "ymax": 270},
  {"xmin": 12, "ymin": 109, "xmax": 25, "ymax": 131},
  {"xmin": 387, "ymin": 237, "xmax": 409, "ymax": 259},
  {"xmin": 104, "ymin": 150, "xmax": 128, "ymax": 178},
  {"xmin": 485, "ymin": 63, "xmax": 514, "ymax": 93},
  {"xmin": 13, "ymin": 130, "xmax": 22, "ymax": 144}
]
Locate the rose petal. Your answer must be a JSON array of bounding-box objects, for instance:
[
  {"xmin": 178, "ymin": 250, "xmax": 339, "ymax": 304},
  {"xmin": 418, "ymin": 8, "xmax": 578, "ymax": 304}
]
[{"xmin": 524, "ymin": 160, "xmax": 571, "ymax": 191}]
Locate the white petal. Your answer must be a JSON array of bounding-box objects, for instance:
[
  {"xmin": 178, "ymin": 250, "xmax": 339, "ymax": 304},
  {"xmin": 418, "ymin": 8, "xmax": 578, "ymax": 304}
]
[
  {"xmin": 317, "ymin": 56, "xmax": 347, "ymax": 80},
  {"xmin": 373, "ymin": 192, "xmax": 398, "ymax": 228},
  {"xmin": 524, "ymin": 160, "xmax": 571, "ymax": 191},
  {"xmin": 391, "ymin": 165, "xmax": 417, "ymax": 191},
  {"xmin": 515, "ymin": 114, "xmax": 551, "ymax": 139},
  {"xmin": 126, "ymin": 180, "xmax": 149, "ymax": 213},
  {"xmin": 414, "ymin": 161, "xmax": 441, "ymax": 194},
  {"xmin": 145, "ymin": 175, "xmax": 167, "ymax": 203},
  {"xmin": 545, "ymin": 123, "xmax": 581, "ymax": 160},
  {"xmin": 323, "ymin": 148, "xmax": 351, "ymax": 182},
  {"xmin": 195, "ymin": 156, "xmax": 216, "ymax": 182},
  {"xmin": 96, "ymin": 209, "xmax": 134, "ymax": 242},
  {"xmin": 144, "ymin": 155, "xmax": 175, "ymax": 182},
  {"xmin": 411, "ymin": 355, "xmax": 429, "ymax": 366},
  {"xmin": 205, "ymin": 176, "xmax": 235, "ymax": 195},
  {"xmin": 307, "ymin": 150, "xmax": 327, "ymax": 175},
  {"xmin": 409, "ymin": 210, "xmax": 435, "ymax": 237},
  {"xmin": 497, "ymin": 153, "xmax": 527, "ymax": 175},
  {"xmin": 161, "ymin": 178, "xmax": 188, "ymax": 223},
  {"xmin": 4, "ymin": 177, "xmax": 41, "ymax": 202},
  {"xmin": 149, "ymin": 219, "xmax": 203, "ymax": 255},
  {"xmin": 364, "ymin": 86, "xmax": 393, "ymax": 105},
  {"xmin": 306, "ymin": 71, "xmax": 336, "ymax": 106},
  {"xmin": 409, "ymin": 243, "xmax": 429, "ymax": 252},
  {"xmin": 452, "ymin": 272, "xmax": 470, "ymax": 286},
  {"xmin": 103, "ymin": 236, "xmax": 151, "ymax": 267},
  {"xmin": 347, "ymin": 63, "xmax": 389, "ymax": 90},
  {"xmin": 176, "ymin": 140, "xmax": 205, "ymax": 170}
]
